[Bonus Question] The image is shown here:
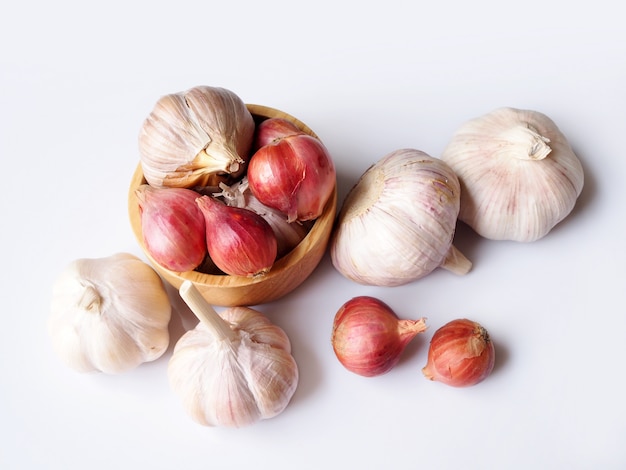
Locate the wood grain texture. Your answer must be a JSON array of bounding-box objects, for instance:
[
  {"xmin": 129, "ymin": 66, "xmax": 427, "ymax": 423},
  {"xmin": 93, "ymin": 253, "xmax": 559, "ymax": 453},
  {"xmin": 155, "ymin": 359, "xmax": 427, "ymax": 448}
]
[{"xmin": 128, "ymin": 104, "xmax": 337, "ymax": 307}]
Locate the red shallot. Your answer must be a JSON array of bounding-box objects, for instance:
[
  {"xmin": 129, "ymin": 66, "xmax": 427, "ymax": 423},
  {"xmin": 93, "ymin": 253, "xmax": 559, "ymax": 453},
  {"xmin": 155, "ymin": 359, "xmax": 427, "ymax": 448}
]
[
  {"xmin": 422, "ymin": 318, "xmax": 495, "ymax": 387},
  {"xmin": 254, "ymin": 117, "xmax": 305, "ymax": 150},
  {"xmin": 135, "ymin": 184, "xmax": 206, "ymax": 272},
  {"xmin": 195, "ymin": 195, "xmax": 277, "ymax": 277},
  {"xmin": 218, "ymin": 178, "xmax": 310, "ymax": 257},
  {"xmin": 331, "ymin": 296, "xmax": 427, "ymax": 377},
  {"xmin": 247, "ymin": 133, "xmax": 336, "ymax": 223}
]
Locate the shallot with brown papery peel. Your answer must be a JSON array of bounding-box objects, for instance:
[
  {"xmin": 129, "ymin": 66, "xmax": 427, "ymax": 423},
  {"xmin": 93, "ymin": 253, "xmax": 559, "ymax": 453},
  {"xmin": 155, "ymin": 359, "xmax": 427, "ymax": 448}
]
[
  {"xmin": 331, "ymin": 296, "xmax": 428, "ymax": 377},
  {"xmin": 422, "ymin": 318, "xmax": 495, "ymax": 387}
]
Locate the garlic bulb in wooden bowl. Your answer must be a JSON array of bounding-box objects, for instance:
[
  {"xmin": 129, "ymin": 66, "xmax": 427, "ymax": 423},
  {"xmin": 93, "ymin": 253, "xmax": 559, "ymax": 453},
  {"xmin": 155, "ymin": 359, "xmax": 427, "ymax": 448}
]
[
  {"xmin": 440, "ymin": 107, "xmax": 584, "ymax": 242},
  {"xmin": 138, "ymin": 85, "xmax": 255, "ymax": 188},
  {"xmin": 129, "ymin": 104, "xmax": 337, "ymax": 307}
]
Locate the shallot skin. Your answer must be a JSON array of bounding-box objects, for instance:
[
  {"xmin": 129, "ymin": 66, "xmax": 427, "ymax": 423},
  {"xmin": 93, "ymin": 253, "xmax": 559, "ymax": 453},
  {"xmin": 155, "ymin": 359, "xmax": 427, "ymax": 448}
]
[
  {"xmin": 195, "ymin": 195, "xmax": 278, "ymax": 277},
  {"xmin": 247, "ymin": 133, "xmax": 336, "ymax": 223},
  {"xmin": 331, "ymin": 296, "xmax": 427, "ymax": 377},
  {"xmin": 253, "ymin": 117, "xmax": 305, "ymax": 150},
  {"xmin": 135, "ymin": 185, "xmax": 206, "ymax": 272},
  {"xmin": 422, "ymin": 318, "xmax": 495, "ymax": 387}
]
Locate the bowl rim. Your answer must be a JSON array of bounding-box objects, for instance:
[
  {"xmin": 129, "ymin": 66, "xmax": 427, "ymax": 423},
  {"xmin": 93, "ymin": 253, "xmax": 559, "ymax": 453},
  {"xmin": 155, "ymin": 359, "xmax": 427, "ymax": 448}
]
[{"xmin": 128, "ymin": 104, "xmax": 337, "ymax": 289}]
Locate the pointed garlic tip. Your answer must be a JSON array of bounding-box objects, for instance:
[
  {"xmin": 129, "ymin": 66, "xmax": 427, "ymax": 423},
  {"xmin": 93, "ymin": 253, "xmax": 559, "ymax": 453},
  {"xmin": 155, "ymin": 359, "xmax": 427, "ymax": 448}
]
[
  {"xmin": 197, "ymin": 143, "xmax": 244, "ymax": 176},
  {"xmin": 440, "ymin": 244, "xmax": 472, "ymax": 275},
  {"xmin": 78, "ymin": 282, "xmax": 102, "ymax": 313},
  {"xmin": 179, "ymin": 281, "xmax": 237, "ymax": 341},
  {"xmin": 504, "ymin": 123, "xmax": 552, "ymax": 161}
]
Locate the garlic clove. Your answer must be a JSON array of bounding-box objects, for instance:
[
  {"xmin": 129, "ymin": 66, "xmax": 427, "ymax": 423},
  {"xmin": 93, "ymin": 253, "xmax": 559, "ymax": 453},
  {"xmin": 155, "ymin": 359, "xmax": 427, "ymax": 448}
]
[
  {"xmin": 440, "ymin": 107, "xmax": 584, "ymax": 242},
  {"xmin": 138, "ymin": 86, "xmax": 254, "ymax": 188},
  {"xmin": 330, "ymin": 149, "xmax": 471, "ymax": 287}
]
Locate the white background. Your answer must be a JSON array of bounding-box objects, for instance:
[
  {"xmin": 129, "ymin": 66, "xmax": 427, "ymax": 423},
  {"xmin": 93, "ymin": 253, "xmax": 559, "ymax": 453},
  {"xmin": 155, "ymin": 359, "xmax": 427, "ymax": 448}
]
[{"xmin": 2, "ymin": 1, "xmax": 625, "ymax": 469}]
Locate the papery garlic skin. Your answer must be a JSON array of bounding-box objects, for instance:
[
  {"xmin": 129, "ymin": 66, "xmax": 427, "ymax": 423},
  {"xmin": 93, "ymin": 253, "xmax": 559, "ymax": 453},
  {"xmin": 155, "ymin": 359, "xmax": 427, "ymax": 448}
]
[
  {"xmin": 168, "ymin": 281, "xmax": 298, "ymax": 427},
  {"xmin": 48, "ymin": 253, "xmax": 171, "ymax": 374},
  {"xmin": 330, "ymin": 149, "xmax": 471, "ymax": 287},
  {"xmin": 218, "ymin": 178, "xmax": 310, "ymax": 257},
  {"xmin": 440, "ymin": 107, "xmax": 584, "ymax": 242},
  {"xmin": 139, "ymin": 86, "xmax": 255, "ymax": 188}
]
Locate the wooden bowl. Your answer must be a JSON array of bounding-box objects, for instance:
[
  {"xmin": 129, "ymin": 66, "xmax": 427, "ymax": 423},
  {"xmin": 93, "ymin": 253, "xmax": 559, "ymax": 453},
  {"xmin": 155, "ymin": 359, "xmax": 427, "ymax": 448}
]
[{"xmin": 128, "ymin": 104, "xmax": 337, "ymax": 307}]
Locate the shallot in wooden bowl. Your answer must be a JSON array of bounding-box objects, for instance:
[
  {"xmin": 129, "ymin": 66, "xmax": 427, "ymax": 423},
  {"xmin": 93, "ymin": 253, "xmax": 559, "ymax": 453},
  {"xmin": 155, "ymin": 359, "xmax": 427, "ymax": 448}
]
[{"xmin": 128, "ymin": 104, "xmax": 337, "ymax": 307}]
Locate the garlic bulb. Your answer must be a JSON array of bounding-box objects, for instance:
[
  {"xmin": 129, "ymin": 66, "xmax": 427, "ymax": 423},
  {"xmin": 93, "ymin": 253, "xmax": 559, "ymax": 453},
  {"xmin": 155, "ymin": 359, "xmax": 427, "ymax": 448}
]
[
  {"xmin": 330, "ymin": 149, "xmax": 471, "ymax": 287},
  {"xmin": 139, "ymin": 85, "xmax": 255, "ymax": 188},
  {"xmin": 168, "ymin": 281, "xmax": 298, "ymax": 427},
  {"xmin": 48, "ymin": 253, "xmax": 172, "ymax": 374},
  {"xmin": 440, "ymin": 107, "xmax": 584, "ymax": 242}
]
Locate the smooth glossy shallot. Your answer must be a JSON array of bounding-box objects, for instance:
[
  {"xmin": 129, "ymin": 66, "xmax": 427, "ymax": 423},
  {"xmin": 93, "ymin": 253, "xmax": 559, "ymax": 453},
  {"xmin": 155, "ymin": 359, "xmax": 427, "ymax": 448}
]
[
  {"xmin": 254, "ymin": 117, "xmax": 305, "ymax": 150},
  {"xmin": 135, "ymin": 184, "xmax": 206, "ymax": 272},
  {"xmin": 195, "ymin": 195, "xmax": 277, "ymax": 277},
  {"xmin": 331, "ymin": 296, "xmax": 427, "ymax": 377},
  {"xmin": 247, "ymin": 133, "xmax": 336, "ymax": 223}
]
